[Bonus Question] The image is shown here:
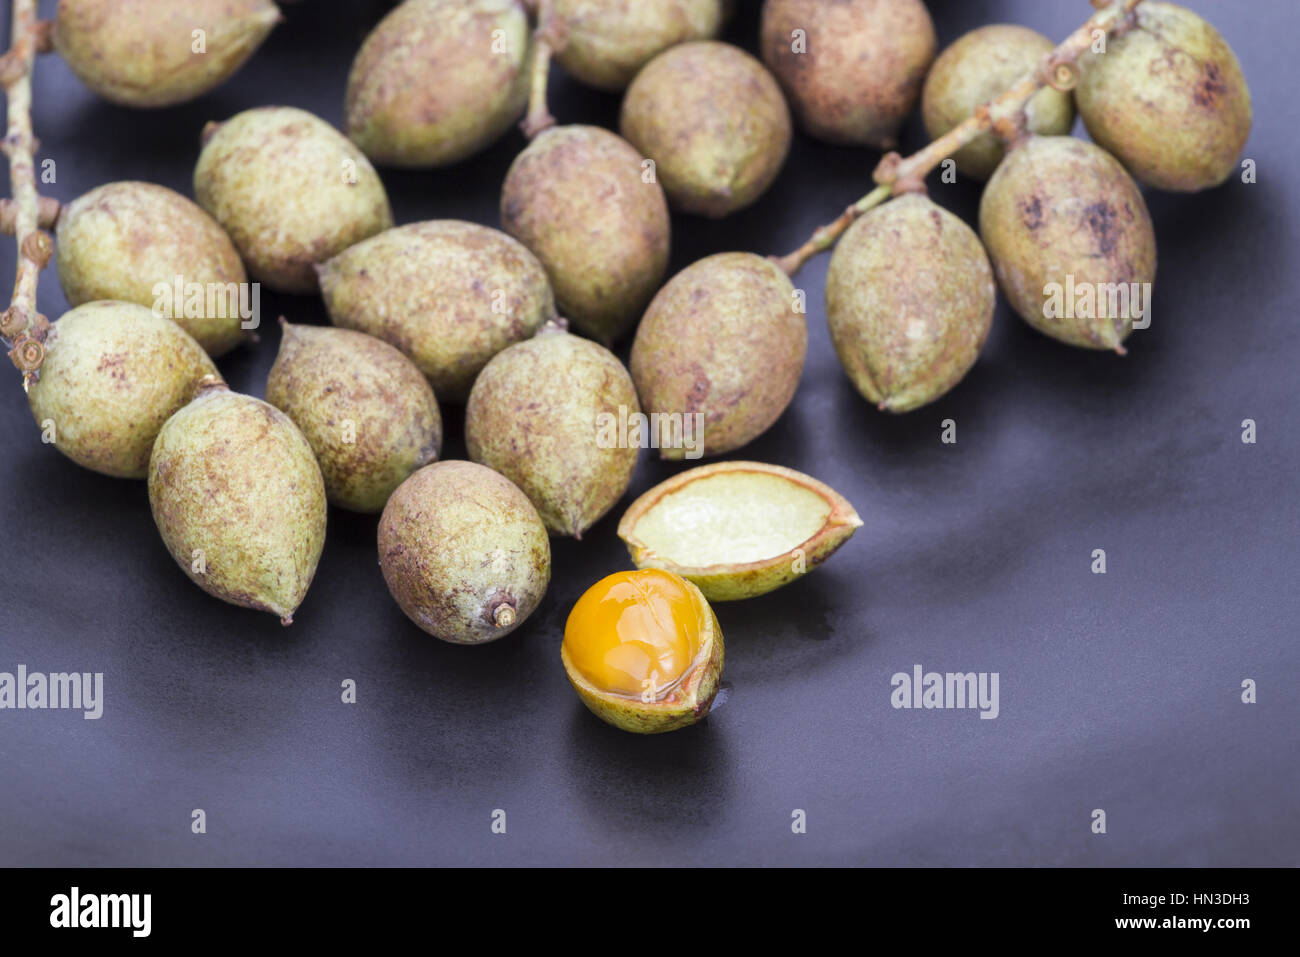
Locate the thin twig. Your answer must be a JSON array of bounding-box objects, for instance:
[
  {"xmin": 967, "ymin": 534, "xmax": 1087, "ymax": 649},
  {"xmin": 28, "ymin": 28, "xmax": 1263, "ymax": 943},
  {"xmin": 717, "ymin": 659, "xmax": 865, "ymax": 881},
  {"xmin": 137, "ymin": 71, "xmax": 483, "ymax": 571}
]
[
  {"xmin": 519, "ymin": 0, "xmax": 565, "ymax": 140},
  {"xmin": 772, "ymin": 0, "xmax": 1145, "ymax": 277},
  {"xmin": 0, "ymin": 0, "xmax": 52, "ymax": 389}
]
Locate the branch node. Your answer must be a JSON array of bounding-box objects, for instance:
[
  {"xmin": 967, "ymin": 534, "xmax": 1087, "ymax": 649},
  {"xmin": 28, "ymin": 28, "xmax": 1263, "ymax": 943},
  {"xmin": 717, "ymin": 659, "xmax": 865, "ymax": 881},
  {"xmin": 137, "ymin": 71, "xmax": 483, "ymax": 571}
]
[{"xmin": 20, "ymin": 228, "xmax": 51, "ymax": 267}]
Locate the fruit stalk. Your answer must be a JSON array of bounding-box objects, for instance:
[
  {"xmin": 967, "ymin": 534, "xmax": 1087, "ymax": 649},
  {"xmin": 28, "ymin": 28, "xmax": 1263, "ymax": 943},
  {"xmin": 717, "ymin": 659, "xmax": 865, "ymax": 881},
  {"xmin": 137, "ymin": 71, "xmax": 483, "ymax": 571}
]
[
  {"xmin": 0, "ymin": 0, "xmax": 53, "ymax": 387},
  {"xmin": 772, "ymin": 0, "xmax": 1147, "ymax": 277},
  {"xmin": 520, "ymin": 0, "xmax": 562, "ymax": 139}
]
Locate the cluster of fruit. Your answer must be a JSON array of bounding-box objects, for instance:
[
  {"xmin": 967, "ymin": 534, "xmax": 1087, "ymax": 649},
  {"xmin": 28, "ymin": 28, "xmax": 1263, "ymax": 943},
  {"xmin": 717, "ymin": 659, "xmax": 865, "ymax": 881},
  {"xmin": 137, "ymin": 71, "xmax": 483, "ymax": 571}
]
[{"xmin": 2, "ymin": 0, "xmax": 1251, "ymax": 734}]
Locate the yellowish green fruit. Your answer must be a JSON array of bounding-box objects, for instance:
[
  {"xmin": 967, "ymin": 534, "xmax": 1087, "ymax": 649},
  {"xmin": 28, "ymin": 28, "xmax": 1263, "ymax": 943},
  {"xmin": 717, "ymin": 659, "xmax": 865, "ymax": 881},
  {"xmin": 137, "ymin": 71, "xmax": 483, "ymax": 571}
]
[
  {"xmin": 979, "ymin": 136, "xmax": 1158, "ymax": 352},
  {"xmin": 194, "ymin": 106, "xmax": 393, "ymax": 294},
  {"xmin": 379, "ymin": 461, "xmax": 551, "ymax": 644},
  {"xmin": 266, "ymin": 321, "xmax": 442, "ymax": 513},
  {"xmin": 27, "ymin": 302, "xmax": 219, "ymax": 479},
  {"xmin": 317, "ymin": 220, "xmax": 555, "ymax": 401},
  {"xmin": 148, "ymin": 383, "xmax": 327, "ymax": 624},
  {"xmin": 922, "ymin": 25, "xmax": 1075, "ymax": 181},
  {"xmin": 345, "ymin": 0, "xmax": 531, "ymax": 168},
  {"xmin": 53, "ymin": 0, "xmax": 281, "ymax": 108},
  {"xmin": 826, "ymin": 194, "xmax": 996, "ymax": 413},
  {"xmin": 562, "ymin": 569, "xmax": 724, "ymax": 733},
  {"xmin": 465, "ymin": 325, "xmax": 640, "ymax": 538},
  {"xmin": 618, "ymin": 461, "xmax": 862, "ymax": 601},
  {"xmin": 620, "ymin": 41, "xmax": 790, "ymax": 217},
  {"xmin": 1076, "ymin": 1, "xmax": 1252, "ymax": 192},
  {"xmin": 55, "ymin": 181, "xmax": 251, "ymax": 357},
  {"xmin": 552, "ymin": 0, "xmax": 727, "ymax": 91},
  {"xmin": 500, "ymin": 125, "xmax": 669, "ymax": 343},
  {"xmin": 760, "ymin": 0, "xmax": 935, "ymax": 149},
  {"xmin": 629, "ymin": 252, "xmax": 805, "ymax": 458}
]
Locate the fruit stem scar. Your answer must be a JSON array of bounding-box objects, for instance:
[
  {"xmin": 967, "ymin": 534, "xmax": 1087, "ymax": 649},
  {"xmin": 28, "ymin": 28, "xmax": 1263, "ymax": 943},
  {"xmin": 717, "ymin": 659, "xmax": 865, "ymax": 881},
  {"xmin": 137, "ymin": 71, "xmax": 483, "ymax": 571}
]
[
  {"xmin": 0, "ymin": 0, "xmax": 51, "ymax": 388},
  {"xmin": 770, "ymin": 0, "xmax": 1149, "ymax": 278}
]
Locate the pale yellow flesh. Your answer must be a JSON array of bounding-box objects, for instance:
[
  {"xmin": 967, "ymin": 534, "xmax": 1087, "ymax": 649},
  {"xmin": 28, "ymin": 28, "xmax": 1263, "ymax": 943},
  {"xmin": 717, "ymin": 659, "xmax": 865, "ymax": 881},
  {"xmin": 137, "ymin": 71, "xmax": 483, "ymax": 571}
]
[{"xmin": 631, "ymin": 472, "xmax": 832, "ymax": 567}]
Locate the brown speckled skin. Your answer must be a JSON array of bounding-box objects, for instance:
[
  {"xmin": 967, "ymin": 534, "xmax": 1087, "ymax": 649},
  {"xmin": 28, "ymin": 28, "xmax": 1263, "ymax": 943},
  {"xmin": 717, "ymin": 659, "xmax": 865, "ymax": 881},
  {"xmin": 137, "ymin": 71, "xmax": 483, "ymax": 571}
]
[
  {"xmin": 620, "ymin": 42, "xmax": 791, "ymax": 217},
  {"xmin": 378, "ymin": 461, "xmax": 551, "ymax": 644},
  {"xmin": 53, "ymin": 0, "xmax": 280, "ymax": 108},
  {"xmin": 630, "ymin": 252, "xmax": 804, "ymax": 457},
  {"xmin": 826, "ymin": 195, "xmax": 996, "ymax": 413},
  {"xmin": 56, "ymin": 182, "xmax": 250, "ymax": 357},
  {"xmin": 194, "ymin": 107, "xmax": 393, "ymax": 294},
  {"xmin": 553, "ymin": 0, "xmax": 727, "ymax": 92},
  {"xmin": 27, "ymin": 302, "xmax": 219, "ymax": 479},
  {"xmin": 266, "ymin": 323, "xmax": 442, "ymax": 514},
  {"xmin": 148, "ymin": 385, "xmax": 327, "ymax": 624},
  {"xmin": 345, "ymin": 0, "xmax": 531, "ymax": 168},
  {"xmin": 465, "ymin": 328, "xmax": 640, "ymax": 538},
  {"xmin": 922, "ymin": 25, "xmax": 1075, "ymax": 182},
  {"xmin": 561, "ymin": 577, "xmax": 723, "ymax": 733},
  {"xmin": 500, "ymin": 125, "xmax": 669, "ymax": 344},
  {"xmin": 979, "ymin": 136, "xmax": 1158, "ymax": 352},
  {"xmin": 760, "ymin": 0, "xmax": 935, "ymax": 149},
  {"xmin": 318, "ymin": 221, "xmax": 555, "ymax": 401},
  {"xmin": 1076, "ymin": 1, "xmax": 1252, "ymax": 192}
]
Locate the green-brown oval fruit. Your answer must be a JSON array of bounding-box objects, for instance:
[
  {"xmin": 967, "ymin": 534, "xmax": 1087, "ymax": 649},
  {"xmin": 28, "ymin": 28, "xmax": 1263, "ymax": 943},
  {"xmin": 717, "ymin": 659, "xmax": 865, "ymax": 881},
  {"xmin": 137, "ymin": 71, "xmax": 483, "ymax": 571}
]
[
  {"xmin": 466, "ymin": 326, "xmax": 640, "ymax": 537},
  {"xmin": 552, "ymin": 0, "xmax": 727, "ymax": 92},
  {"xmin": 760, "ymin": 0, "xmax": 935, "ymax": 149},
  {"xmin": 266, "ymin": 321, "xmax": 442, "ymax": 513},
  {"xmin": 630, "ymin": 252, "xmax": 804, "ymax": 457},
  {"xmin": 979, "ymin": 136, "xmax": 1158, "ymax": 352},
  {"xmin": 55, "ymin": 181, "xmax": 251, "ymax": 357},
  {"xmin": 345, "ymin": 0, "xmax": 530, "ymax": 168},
  {"xmin": 27, "ymin": 302, "xmax": 219, "ymax": 479},
  {"xmin": 620, "ymin": 41, "xmax": 791, "ymax": 217},
  {"xmin": 194, "ymin": 106, "xmax": 393, "ymax": 294},
  {"xmin": 922, "ymin": 24, "xmax": 1075, "ymax": 181},
  {"xmin": 317, "ymin": 220, "xmax": 555, "ymax": 401},
  {"xmin": 1076, "ymin": 1, "xmax": 1252, "ymax": 192},
  {"xmin": 500, "ymin": 125, "xmax": 669, "ymax": 343},
  {"xmin": 148, "ymin": 383, "xmax": 326, "ymax": 625},
  {"xmin": 378, "ymin": 461, "xmax": 550, "ymax": 644},
  {"xmin": 53, "ymin": 0, "xmax": 281, "ymax": 108},
  {"xmin": 826, "ymin": 195, "xmax": 995, "ymax": 413}
]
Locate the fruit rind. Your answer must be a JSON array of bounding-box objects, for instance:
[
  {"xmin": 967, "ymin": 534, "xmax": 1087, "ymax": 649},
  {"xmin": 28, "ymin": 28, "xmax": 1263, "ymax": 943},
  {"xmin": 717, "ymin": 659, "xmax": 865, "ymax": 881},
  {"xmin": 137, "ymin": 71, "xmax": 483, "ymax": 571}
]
[
  {"xmin": 552, "ymin": 0, "xmax": 727, "ymax": 92},
  {"xmin": 266, "ymin": 321, "xmax": 442, "ymax": 514},
  {"xmin": 194, "ymin": 106, "xmax": 393, "ymax": 294},
  {"xmin": 979, "ymin": 135, "xmax": 1157, "ymax": 351},
  {"xmin": 466, "ymin": 327, "xmax": 640, "ymax": 538},
  {"xmin": 378, "ymin": 461, "xmax": 551, "ymax": 644},
  {"xmin": 344, "ymin": 0, "xmax": 531, "ymax": 168},
  {"xmin": 27, "ymin": 302, "xmax": 220, "ymax": 479},
  {"xmin": 1075, "ymin": 1, "xmax": 1252, "ymax": 192},
  {"xmin": 317, "ymin": 220, "xmax": 555, "ymax": 401},
  {"xmin": 561, "ymin": 577, "xmax": 724, "ymax": 734},
  {"xmin": 618, "ymin": 461, "xmax": 862, "ymax": 601},
  {"xmin": 826, "ymin": 194, "xmax": 996, "ymax": 413},
  {"xmin": 619, "ymin": 41, "xmax": 791, "ymax": 217},
  {"xmin": 55, "ymin": 181, "xmax": 251, "ymax": 357},
  {"xmin": 629, "ymin": 251, "xmax": 805, "ymax": 458},
  {"xmin": 500, "ymin": 125, "xmax": 670, "ymax": 344},
  {"xmin": 759, "ymin": 0, "xmax": 935, "ymax": 149},
  {"xmin": 53, "ymin": 0, "xmax": 280, "ymax": 108},
  {"xmin": 921, "ymin": 24, "xmax": 1075, "ymax": 181},
  {"xmin": 147, "ymin": 384, "xmax": 327, "ymax": 623}
]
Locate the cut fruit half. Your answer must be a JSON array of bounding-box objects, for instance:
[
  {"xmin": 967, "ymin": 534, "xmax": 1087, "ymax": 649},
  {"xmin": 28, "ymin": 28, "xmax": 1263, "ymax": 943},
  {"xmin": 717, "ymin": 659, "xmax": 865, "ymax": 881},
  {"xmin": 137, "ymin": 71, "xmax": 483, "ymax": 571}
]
[
  {"xmin": 562, "ymin": 569, "xmax": 725, "ymax": 734},
  {"xmin": 617, "ymin": 461, "xmax": 863, "ymax": 601}
]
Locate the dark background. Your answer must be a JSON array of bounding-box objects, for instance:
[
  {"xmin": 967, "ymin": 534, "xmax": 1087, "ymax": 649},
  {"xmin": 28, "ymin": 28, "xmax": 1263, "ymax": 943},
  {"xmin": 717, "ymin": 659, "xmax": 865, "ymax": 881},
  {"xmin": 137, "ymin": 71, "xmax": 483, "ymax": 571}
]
[{"xmin": 1, "ymin": 0, "xmax": 1296, "ymax": 866}]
